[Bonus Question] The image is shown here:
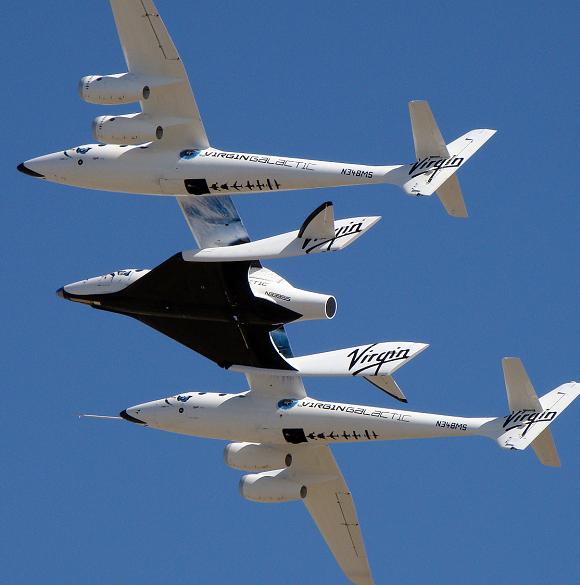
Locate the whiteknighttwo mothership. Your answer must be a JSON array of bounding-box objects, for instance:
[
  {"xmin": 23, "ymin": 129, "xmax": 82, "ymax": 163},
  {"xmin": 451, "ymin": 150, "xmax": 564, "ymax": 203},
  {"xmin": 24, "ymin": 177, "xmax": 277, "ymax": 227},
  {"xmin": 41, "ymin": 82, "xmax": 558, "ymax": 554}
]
[{"xmin": 18, "ymin": 0, "xmax": 495, "ymax": 217}]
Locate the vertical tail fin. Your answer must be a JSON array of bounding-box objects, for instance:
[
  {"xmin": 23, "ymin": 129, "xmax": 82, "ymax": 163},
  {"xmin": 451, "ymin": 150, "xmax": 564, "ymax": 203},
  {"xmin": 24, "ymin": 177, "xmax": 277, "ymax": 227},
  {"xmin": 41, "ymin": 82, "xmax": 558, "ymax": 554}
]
[
  {"xmin": 502, "ymin": 357, "xmax": 542, "ymax": 412},
  {"xmin": 492, "ymin": 358, "xmax": 579, "ymax": 467},
  {"xmin": 387, "ymin": 100, "xmax": 496, "ymax": 217},
  {"xmin": 409, "ymin": 100, "xmax": 449, "ymax": 159}
]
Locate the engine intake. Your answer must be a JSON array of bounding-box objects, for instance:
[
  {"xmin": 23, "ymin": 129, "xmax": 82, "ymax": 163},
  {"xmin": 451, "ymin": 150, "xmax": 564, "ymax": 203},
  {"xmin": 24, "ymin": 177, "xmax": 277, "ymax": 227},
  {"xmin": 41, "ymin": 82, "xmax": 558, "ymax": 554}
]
[
  {"xmin": 239, "ymin": 471, "xmax": 307, "ymax": 503},
  {"xmin": 224, "ymin": 442, "xmax": 292, "ymax": 471},
  {"xmin": 92, "ymin": 113, "xmax": 163, "ymax": 145}
]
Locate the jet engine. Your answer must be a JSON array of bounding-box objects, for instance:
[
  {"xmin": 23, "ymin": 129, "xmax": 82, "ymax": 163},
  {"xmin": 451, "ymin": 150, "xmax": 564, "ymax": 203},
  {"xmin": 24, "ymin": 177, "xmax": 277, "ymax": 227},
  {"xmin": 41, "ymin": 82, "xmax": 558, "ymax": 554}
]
[
  {"xmin": 239, "ymin": 471, "xmax": 307, "ymax": 503},
  {"xmin": 249, "ymin": 268, "xmax": 336, "ymax": 323},
  {"xmin": 224, "ymin": 442, "xmax": 292, "ymax": 471},
  {"xmin": 92, "ymin": 113, "xmax": 164, "ymax": 145},
  {"xmin": 79, "ymin": 73, "xmax": 154, "ymax": 105}
]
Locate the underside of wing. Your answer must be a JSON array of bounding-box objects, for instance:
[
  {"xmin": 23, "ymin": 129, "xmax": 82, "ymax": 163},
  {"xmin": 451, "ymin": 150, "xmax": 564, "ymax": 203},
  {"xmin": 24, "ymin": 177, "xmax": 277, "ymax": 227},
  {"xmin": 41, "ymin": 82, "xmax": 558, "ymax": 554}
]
[
  {"xmin": 290, "ymin": 446, "xmax": 374, "ymax": 585},
  {"xmin": 177, "ymin": 195, "xmax": 251, "ymax": 248},
  {"xmin": 175, "ymin": 194, "xmax": 295, "ymax": 366},
  {"xmin": 92, "ymin": 254, "xmax": 296, "ymax": 370},
  {"xmin": 133, "ymin": 315, "xmax": 289, "ymax": 369},
  {"xmin": 109, "ymin": 0, "xmax": 209, "ymax": 148},
  {"xmin": 245, "ymin": 370, "xmax": 306, "ymax": 400}
]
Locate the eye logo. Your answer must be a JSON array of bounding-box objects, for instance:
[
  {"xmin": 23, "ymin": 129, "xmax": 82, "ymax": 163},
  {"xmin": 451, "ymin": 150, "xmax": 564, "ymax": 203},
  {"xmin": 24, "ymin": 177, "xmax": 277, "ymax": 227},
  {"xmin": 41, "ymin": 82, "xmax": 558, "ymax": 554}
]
[
  {"xmin": 278, "ymin": 399, "xmax": 298, "ymax": 410},
  {"xmin": 180, "ymin": 149, "xmax": 201, "ymax": 159},
  {"xmin": 75, "ymin": 146, "xmax": 92, "ymax": 154},
  {"xmin": 176, "ymin": 395, "xmax": 191, "ymax": 403}
]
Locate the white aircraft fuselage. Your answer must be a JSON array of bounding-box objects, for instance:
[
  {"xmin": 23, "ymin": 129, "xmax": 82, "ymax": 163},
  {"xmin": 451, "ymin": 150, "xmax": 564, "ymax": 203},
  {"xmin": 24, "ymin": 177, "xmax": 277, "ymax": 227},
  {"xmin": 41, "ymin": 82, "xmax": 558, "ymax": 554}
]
[
  {"xmin": 21, "ymin": 143, "xmax": 410, "ymax": 196},
  {"xmin": 124, "ymin": 391, "xmax": 497, "ymax": 445}
]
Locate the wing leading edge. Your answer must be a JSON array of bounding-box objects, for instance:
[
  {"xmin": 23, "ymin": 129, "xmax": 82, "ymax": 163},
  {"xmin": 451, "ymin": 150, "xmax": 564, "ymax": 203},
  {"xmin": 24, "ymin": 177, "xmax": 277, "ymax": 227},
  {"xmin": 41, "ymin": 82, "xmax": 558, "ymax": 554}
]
[
  {"xmin": 291, "ymin": 446, "xmax": 374, "ymax": 585},
  {"xmin": 109, "ymin": 0, "xmax": 209, "ymax": 148}
]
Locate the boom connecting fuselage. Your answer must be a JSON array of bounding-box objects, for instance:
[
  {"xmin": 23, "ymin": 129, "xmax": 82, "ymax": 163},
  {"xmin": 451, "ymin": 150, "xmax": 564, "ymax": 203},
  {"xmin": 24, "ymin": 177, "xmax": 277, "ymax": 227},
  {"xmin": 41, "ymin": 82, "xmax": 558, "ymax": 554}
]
[
  {"xmin": 126, "ymin": 391, "xmax": 497, "ymax": 445},
  {"xmin": 21, "ymin": 144, "xmax": 411, "ymax": 196}
]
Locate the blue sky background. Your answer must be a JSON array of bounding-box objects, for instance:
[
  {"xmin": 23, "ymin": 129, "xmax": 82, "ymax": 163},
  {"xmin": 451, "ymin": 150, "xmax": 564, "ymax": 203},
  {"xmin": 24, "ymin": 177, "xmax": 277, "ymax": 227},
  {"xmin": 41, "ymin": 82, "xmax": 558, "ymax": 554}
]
[{"xmin": 3, "ymin": 1, "xmax": 578, "ymax": 583}]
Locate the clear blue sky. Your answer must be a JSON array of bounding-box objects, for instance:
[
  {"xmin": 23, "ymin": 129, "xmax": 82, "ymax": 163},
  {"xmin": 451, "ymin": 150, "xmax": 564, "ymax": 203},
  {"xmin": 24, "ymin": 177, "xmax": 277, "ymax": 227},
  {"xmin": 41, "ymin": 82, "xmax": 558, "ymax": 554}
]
[{"xmin": 3, "ymin": 1, "xmax": 578, "ymax": 584}]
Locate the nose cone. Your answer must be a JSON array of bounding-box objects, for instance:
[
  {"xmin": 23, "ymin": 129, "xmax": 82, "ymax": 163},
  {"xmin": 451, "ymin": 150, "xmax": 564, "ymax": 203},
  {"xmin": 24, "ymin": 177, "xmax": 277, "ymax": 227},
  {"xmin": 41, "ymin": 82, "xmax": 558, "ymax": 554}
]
[
  {"xmin": 119, "ymin": 409, "xmax": 147, "ymax": 425},
  {"xmin": 18, "ymin": 152, "xmax": 71, "ymax": 182},
  {"xmin": 119, "ymin": 400, "xmax": 170, "ymax": 429},
  {"xmin": 17, "ymin": 162, "xmax": 45, "ymax": 178}
]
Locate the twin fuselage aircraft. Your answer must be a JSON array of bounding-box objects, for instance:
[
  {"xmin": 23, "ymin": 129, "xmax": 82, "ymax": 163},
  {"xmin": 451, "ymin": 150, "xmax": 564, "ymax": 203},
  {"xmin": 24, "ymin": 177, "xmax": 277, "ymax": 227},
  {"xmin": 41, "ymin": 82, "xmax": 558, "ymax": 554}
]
[{"xmin": 19, "ymin": 2, "xmax": 576, "ymax": 585}]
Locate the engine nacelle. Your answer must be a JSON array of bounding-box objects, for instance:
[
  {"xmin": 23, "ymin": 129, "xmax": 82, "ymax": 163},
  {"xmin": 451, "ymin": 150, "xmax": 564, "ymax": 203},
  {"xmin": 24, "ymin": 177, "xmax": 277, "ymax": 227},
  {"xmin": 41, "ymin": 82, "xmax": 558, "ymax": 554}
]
[
  {"xmin": 249, "ymin": 276, "xmax": 336, "ymax": 323},
  {"xmin": 239, "ymin": 471, "xmax": 307, "ymax": 503},
  {"xmin": 79, "ymin": 73, "xmax": 153, "ymax": 105},
  {"xmin": 92, "ymin": 113, "xmax": 164, "ymax": 145},
  {"xmin": 224, "ymin": 442, "xmax": 292, "ymax": 471}
]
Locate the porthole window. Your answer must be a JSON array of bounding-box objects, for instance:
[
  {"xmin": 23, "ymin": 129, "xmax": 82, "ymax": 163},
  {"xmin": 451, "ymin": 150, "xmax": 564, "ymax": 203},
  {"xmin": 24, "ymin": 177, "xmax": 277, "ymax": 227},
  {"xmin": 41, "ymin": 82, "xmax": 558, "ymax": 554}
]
[{"xmin": 178, "ymin": 407, "xmax": 184, "ymax": 413}]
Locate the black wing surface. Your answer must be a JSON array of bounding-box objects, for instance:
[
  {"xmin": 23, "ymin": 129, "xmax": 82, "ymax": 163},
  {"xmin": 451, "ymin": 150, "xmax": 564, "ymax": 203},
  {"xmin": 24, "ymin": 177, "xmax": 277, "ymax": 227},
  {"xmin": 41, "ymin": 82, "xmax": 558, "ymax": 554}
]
[{"xmin": 92, "ymin": 254, "xmax": 296, "ymax": 370}]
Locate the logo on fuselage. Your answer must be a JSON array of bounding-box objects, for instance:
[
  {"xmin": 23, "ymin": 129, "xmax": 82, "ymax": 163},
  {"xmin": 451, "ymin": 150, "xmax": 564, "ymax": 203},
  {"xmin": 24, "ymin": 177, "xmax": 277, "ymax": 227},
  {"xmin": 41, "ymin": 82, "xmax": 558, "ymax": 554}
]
[
  {"xmin": 180, "ymin": 149, "xmax": 201, "ymax": 159},
  {"xmin": 278, "ymin": 399, "xmax": 298, "ymax": 410}
]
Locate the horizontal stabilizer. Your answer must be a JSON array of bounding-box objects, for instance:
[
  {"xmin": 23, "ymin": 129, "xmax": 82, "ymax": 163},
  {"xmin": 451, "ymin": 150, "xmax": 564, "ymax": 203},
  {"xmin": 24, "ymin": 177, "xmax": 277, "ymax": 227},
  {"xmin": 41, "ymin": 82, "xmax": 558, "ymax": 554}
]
[
  {"xmin": 230, "ymin": 341, "xmax": 428, "ymax": 378},
  {"xmin": 183, "ymin": 203, "xmax": 380, "ymax": 262},
  {"xmin": 492, "ymin": 365, "xmax": 578, "ymax": 467},
  {"xmin": 383, "ymin": 100, "xmax": 495, "ymax": 217},
  {"xmin": 399, "ymin": 128, "xmax": 496, "ymax": 198}
]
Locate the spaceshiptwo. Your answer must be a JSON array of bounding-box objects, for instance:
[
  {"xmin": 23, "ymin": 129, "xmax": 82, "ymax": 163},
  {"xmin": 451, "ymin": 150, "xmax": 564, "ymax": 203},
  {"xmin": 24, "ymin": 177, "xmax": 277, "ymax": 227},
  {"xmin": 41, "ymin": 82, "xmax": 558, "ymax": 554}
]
[{"xmin": 17, "ymin": 0, "xmax": 495, "ymax": 218}]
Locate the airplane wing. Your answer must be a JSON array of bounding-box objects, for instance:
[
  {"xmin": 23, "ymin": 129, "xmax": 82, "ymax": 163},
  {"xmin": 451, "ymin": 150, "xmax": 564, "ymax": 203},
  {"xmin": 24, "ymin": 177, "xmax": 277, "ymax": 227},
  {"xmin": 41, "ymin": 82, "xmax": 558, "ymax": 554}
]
[
  {"xmin": 290, "ymin": 446, "xmax": 374, "ymax": 585},
  {"xmin": 177, "ymin": 195, "xmax": 251, "ymax": 248},
  {"xmin": 109, "ymin": 0, "xmax": 209, "ymax": 149},
  {"xmin": 94, "ymin": 254, "xmax": 296, "ymax": 370},
  {"xmin": 245, "ymin": 370, "xmax": 307, "ymax": 400}
]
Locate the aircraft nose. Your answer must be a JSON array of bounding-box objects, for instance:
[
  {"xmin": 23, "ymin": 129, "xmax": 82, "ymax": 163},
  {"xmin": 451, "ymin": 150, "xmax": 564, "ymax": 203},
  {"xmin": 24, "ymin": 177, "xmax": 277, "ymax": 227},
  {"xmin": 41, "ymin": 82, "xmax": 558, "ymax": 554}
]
[
  {"xmin": 119, "ymin": 409, "xmax": 147, "ymax": 425},
  {"xmin": 17, "ymin": 162, "xmax": 45, "ymax": 178}
]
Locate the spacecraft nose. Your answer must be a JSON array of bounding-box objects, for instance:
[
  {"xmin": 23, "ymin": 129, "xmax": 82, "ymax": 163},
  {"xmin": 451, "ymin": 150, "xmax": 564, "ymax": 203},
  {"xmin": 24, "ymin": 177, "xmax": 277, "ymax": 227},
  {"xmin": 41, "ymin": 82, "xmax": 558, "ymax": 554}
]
[{"xmin": 17, "ymin": 162, "xmax": 45, "ymax": 178}]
